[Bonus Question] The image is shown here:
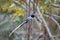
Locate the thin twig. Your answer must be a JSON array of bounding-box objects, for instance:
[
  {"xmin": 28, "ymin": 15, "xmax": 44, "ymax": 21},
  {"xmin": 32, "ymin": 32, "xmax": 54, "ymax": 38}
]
[
  {"xmin": 44, "ymin": 14, "xmax": 60, "ymax": 30},
  {"xmin": 51, "ymin": 3, "xmax": 60, "ymax": 8},
  {"xmin": 51, "ymin": 14, "xmax": 60, "ymax": 19},
  {"xmin": 37, "ymin": 6, "xmax": 54, "ymax": 39}
]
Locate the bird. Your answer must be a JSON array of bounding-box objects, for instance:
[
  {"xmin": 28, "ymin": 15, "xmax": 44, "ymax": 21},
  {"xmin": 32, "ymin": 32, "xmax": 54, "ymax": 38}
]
[
  {"xmin": 9, "ymin": 14, "xmax": 35, "ymax": 37},
  {"xmin": 25, "ymin": 14, "xmax": 35, "ymax": 23}
]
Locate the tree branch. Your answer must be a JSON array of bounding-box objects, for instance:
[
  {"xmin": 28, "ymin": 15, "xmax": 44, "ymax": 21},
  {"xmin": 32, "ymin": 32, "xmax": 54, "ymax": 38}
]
[
  {"xmin": 51, "ymin": 3, "xmax": 60, "ymax": 8},
  {"xmin": 44, "ymin": 14, "xmax": 60, "ymax": 30},
  {"xmin": 36, "ymin": 6, "xmax": 53, "ymax": 39}
]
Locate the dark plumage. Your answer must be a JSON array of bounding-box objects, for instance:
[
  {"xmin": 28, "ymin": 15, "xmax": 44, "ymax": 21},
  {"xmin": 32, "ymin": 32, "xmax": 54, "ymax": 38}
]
[{"xmin": 31, "ymin": 14, "xmax": 35, "ymax": 18}]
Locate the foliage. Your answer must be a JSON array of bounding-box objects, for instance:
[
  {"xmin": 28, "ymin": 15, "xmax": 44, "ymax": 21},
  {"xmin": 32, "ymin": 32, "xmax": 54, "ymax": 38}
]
[
  {"xmin": 38, "ymin": 0, "xmax": 59, "ymax": 14},
  {"xmin": 55, "ymin": 0, "xmax": 60, "ymax": 4},
  {"xmin": 0, "ymin": 0, "xmax": 25, "ymax": 17},
  {"xmin": 0, "ymin": 0, "xmax": 60, "ymax": 40},
  {"xmin": 19, "ymin": 0, "xmax": 25, "ymax": 4},
  {"xmin": 13, "ymin": 7, "xmax": 25, "ymax": 18}
]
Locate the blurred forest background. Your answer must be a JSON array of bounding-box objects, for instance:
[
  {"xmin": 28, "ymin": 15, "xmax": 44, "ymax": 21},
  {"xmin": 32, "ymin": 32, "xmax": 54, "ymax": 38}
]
[{"xmin": 0, "ymin": 0, "xmax": 60, "ymax": 40}]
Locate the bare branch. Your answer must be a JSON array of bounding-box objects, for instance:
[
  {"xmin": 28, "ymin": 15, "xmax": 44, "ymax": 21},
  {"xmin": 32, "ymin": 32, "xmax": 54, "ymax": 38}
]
[
  {"xmin": 51, "ymin": 3, "xmax": 60, "ymax": 8},
  {"xmin": 44, "ymin": 14, "xmax": 60, "ymax": 30},
  {"xmin": 51, "ymin": 14, "xmax": 60, "ymax": 19},
  {"xmin": 36, "ymin": 6, "xmax": 53, "ymax": 38}
]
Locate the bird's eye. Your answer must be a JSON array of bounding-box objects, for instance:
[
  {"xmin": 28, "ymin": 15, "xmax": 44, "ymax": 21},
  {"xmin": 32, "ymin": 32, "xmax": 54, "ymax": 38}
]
[{"xmin": 31, "ymin": 15, "xmax": 35, "ymax": 18}]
